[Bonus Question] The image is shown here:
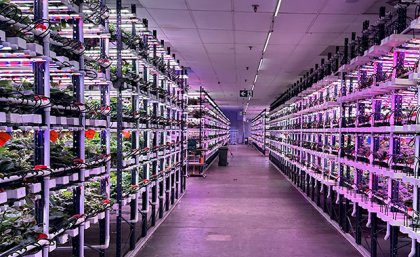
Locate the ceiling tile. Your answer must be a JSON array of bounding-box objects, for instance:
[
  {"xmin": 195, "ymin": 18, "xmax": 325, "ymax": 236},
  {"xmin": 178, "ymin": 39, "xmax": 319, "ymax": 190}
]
[
  {"xmin": 210, "ymin": 53, "xmax": 236, "ymax": 68},
  {"xmin": 234, "ymin": 12, "xmax": 272, "ymax": 32},
  {"xmin": 148, "ymin": 9, "xmax": 194, "ymax": 29},
  {"xmin": 162, "ymin": 28, "xmax": 201, "ymax": 43},
  {"xmin": 187, "ymin": 0, "xmax": 232, "ymax": 11},
  {"xmin": 322, "ymin": 0, "xmax": 381, "ymax": 15},
  {"xmin": 260, "ymin": 46, "xmax": 296, "ymax": 72},
  {"xmin": 343, "ymin": 14, "xmax": 379, "ymax": 33},
  {"xmin": 205, "ymin": 44, "xmax": 235, "ymax": 54},
  {"xmin": 280, "ymin": 0, "xmax": 327, "ymax": 14},
  {"xmin": 235, "ymin": 31, "xmax": 267, "ymax": 44},
  {"xmin": 270, "ymin": 32, "xmax": 304, "ymax": 44},
  {"xmin": 233, "ymin": 0, "xmax": 276, "ymax": 13},
  {"xmin": 299, "ymin": 32, "xmax": 343, "ymax": 46},
  {"xmin": 264, "ymin": 44, "xmax": 295, "ymax": 56},
  {"xmin": 139, "ymin": 0, "xmax": 187, "ymax": 10},
  {"xmin": 309, "ymin": 14, "xmax": 357, "ymax": 33},
  {"xmin": 274, "ymin": 14, "xmax": 317, "ymax": 33},
  {"xmin": 215, "ymin": 73, "xmax": 236, "ymax": 84},
  {"xmin": 192, "ymin": 11, "xmax": 233, "ymax": 30},
  {"xmin": 235, "ymin": 44, "xmax": 263, "ymax": 54},
  {"xmin": 199, "ymin": 29, "xmax": 234, "ymax": 44},
  {"xmin": 134, "ymin": 8, "xmax": 159, "ymax": 28},
  {"xmin": 170, "ymin": 43, "xmax": 206, "ymax": 54}
]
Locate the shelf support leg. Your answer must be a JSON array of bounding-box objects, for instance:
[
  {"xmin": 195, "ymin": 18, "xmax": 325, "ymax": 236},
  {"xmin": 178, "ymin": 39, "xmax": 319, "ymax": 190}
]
[{"xmin": 370, "ymin": 212, "xmax": 377, "ymax": 257}]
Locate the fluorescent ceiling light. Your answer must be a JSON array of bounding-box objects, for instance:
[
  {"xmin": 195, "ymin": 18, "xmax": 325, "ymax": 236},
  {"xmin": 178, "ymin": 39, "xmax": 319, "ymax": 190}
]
[
  {"xmin": 258, "ymin": 58, "xmax": 263, "ymax": 71},
  {"xmin": 263, "ymin": 32, "xmax": 272, "ymax": 53},
  {"xmin": 254, "ymin": 74, "xmax": 258, "ymax": 84},
  {"xmin": 274, "ymin": 0, "xmax": 283, "ymax": 16},
  {"xmin": 251, "ymin": 84, "xmax": 255, "ymax": 91}
]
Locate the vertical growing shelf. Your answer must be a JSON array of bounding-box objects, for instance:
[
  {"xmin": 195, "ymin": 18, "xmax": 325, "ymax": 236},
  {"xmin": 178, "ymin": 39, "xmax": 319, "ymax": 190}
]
[
  {"xmin": 250, "ymin": 109, "xmax": 267, "ymax": 155},
  {"xmin": 0, "ymin": 1, "xmax": 188, "ymax": 257},
  {"xmin": 187, "ymin": 87, "xmax": 230, "ymax": 175},
  {"xmin": 267, "ymin": 5, "xmax": 420, "ymax": 257}
]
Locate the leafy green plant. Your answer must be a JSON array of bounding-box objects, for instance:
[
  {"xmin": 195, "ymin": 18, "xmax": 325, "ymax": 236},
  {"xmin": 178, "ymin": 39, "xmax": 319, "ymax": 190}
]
[
  {"xmin": 110, "ymin": 62, "xmax": 133, "ymax": 82},
  {"xmin": 85, "ymin": 180, "xmax": 113, "ymax": 215},
  {"xmin": 49, "ymin": 183, "xmax": 112, "ymax": 233},
  {"xmin": 49, "ymin": 189, "xmax": 74, "ymax": 229},
  {"xmin": 0, "ymin": 135, "xmax": 33, "ymax": 177},
  {"xmin": 85, "ymin": 132, "xmax": 105, "ymax": 164},
  {"xmin": 109, "ymin": 172, "xmax": 137, "ymax": 199},
  {"xmin": 50, "ymin": 136, "xmax": 74, "ymax": 169},
  {"xmin": 0, "ymin": 80, "xmax": 34, "ymax": 97},
  {"xmin": 109, "ymin": 97, "xmax": 132, "ymax": 121},
  {"xmin": 110, "ymin": 133, "xmax": 131, "ymax": 166},
  {"xmin": 0, "ymin": 200, "xmax": 42, "ymax": 253},
  {"xmin": 50, "ymin": 87, "xmax": 74, "ymax": 106}
]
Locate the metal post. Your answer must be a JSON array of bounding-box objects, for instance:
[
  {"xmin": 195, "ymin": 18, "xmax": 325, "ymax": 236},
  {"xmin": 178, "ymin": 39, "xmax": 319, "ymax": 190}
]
[
  {"xmin": 141, "ymin": 165, "xmax": 148, "ymax": 237},
  {"xmin": 330, "ymin": 189, "xmax": 335, "ymax": 220},
  {"xmin": 115, "ymin": 0, "xmax": 123, "ymax": 256},
  {"xmin": 181, "ymin": 69, "xmax": 187, "ymax": 193},
  {"xmin": 311, "ymin": 178, "xmax": 315, "ymax": 201},
  {"xmin": 416, "ymin": 242, "xmax": 420, "ymax": 257},
  {"xmin": 129, "ymin": 5, "xmax": 139, "ymax": 250},
  {"xmin": 99, "ymin": 0, "xmax": 111, "ymax": 255},
  {"xmin": 316, "ymin": 181, "xmax": 321, "ymax": 206},
  {"xmin": 371, "ymin": 212, "xmax": 378, "ymax": 257},
  {"xmin": 306, "ymin": 174, "xmax": 310, "ymax": 196},
  {"xmin": 390, "ymin": 225, "xmax": 398, "ymax": 257},
  {"xmin": 344, "ymin": 199, "xmax": 349, "ymax": 233},
  {"xmin": 355, "ymin": 204, "xmax": 362, "ymax": 245},
  {"xmin": 338, "ymin": 195, "xmax": 344, "ymax": 228}
]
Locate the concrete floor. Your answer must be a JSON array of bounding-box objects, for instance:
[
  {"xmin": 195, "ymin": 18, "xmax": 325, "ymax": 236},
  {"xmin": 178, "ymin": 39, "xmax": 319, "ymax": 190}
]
[{"xmin": 137, "ymin": 145, "xmax": 361, "ymax": 257}]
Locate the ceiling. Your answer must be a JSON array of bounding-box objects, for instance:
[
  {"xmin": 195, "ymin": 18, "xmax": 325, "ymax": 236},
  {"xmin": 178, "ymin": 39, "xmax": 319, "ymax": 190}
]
[{"xmin": 120, "ymin": 0, "xmax": 390, "ymax": 116}]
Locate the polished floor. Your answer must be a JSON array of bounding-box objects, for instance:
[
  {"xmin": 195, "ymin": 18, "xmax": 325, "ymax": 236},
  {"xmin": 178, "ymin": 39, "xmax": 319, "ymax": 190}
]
[{"xmin": 137, "ymin": 145, "xmax": 361, "ymax": 257}]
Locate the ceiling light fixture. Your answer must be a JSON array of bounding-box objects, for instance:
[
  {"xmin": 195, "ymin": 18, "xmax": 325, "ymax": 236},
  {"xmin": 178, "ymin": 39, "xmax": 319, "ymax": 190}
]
[
  {"xmin": 244, "ymin": 0, "xmax": 281, "ymax": 116},
  {"xmin": 263, "ymin": 32, "xmax": 272, "ymax": 53},
  {"xmin": 274, "ymin": 0, "xmax": 282, "ymax": 16},
  {"xmin": 258, "ymin": 58, "xmax": 263, "ymax": 71}
]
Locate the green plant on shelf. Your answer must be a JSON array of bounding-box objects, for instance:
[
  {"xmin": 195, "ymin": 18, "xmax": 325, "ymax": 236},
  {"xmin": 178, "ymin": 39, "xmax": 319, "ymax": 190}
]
[
  {"xmin": 85, "ymin": 132, "xmax": 106, "ymax": 164},
  {"xmin": 49, "ymin": 182, "xmax": 112, "ymax": 233},
  {"xmin": 49, "ymin": 189, "xmax": 74, "ymax": 229},
  {"xmin": 110, "ymin": 134, "xmax": 131, "ymax": 166},
  {"xmin": 85, "ymin": 99, "xmax": 100, "ymax": 119},
  {"xmin": 49, "ymin": 20, "xmax": 70, "ymax": 33},
  {"xmin": 0, "ymin": 135, "xmax": 34, "ymax": 177},
  {"xmin": 108, "ymin": 24, "xmax": 144, "ymax": 51},
  {"xmin": 0, "ymin": 0, "xmax": 31, "ymax": 25},
  {"xmin": 109, "ymin": 171, "xmax": 141, "ymax": 199},
  {"xmin": 50, "ymin": 138, "xmax": 75, "ymax": 170},
  {"xmin": 50, "ymin": 85, "xmax": 74, "ymax": 107},
  {"xmin": 0, "ymin": 79, "xmax": 34, "ymax": 97},
  {"xmin": 109, "ymin": 97, "xmax": 133, "ymax": 121},
  {"xmin": 109, "ymin": 24, "xmax": 130, "ymax": 44},
  {"xmin": 109, "ymin": 61, "xmax": 133, "ymax": 82},
  {"xmin": 85, "ymin": 180, "xmax": 113, "ymax": 215},
  {"xmin": 0, "ymin": 200, "xmax": 42, "ymax": 253}
]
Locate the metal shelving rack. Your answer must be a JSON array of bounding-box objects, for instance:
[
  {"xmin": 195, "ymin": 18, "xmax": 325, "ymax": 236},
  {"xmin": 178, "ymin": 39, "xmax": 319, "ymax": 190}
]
[
  {"xmin": 0, "ymin": 1, "xmax": 188, "ymax": 257},
  {"xmin": 267, "ymin": 4, "xmax": 420, "ymax": 257},
  {"xmin": 250, "ymin": 109, "xmax": 267, "ymax": 155},
  {"xmin": 187, "ymin": 87, "xmax": 230, "ymax": 175}
]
